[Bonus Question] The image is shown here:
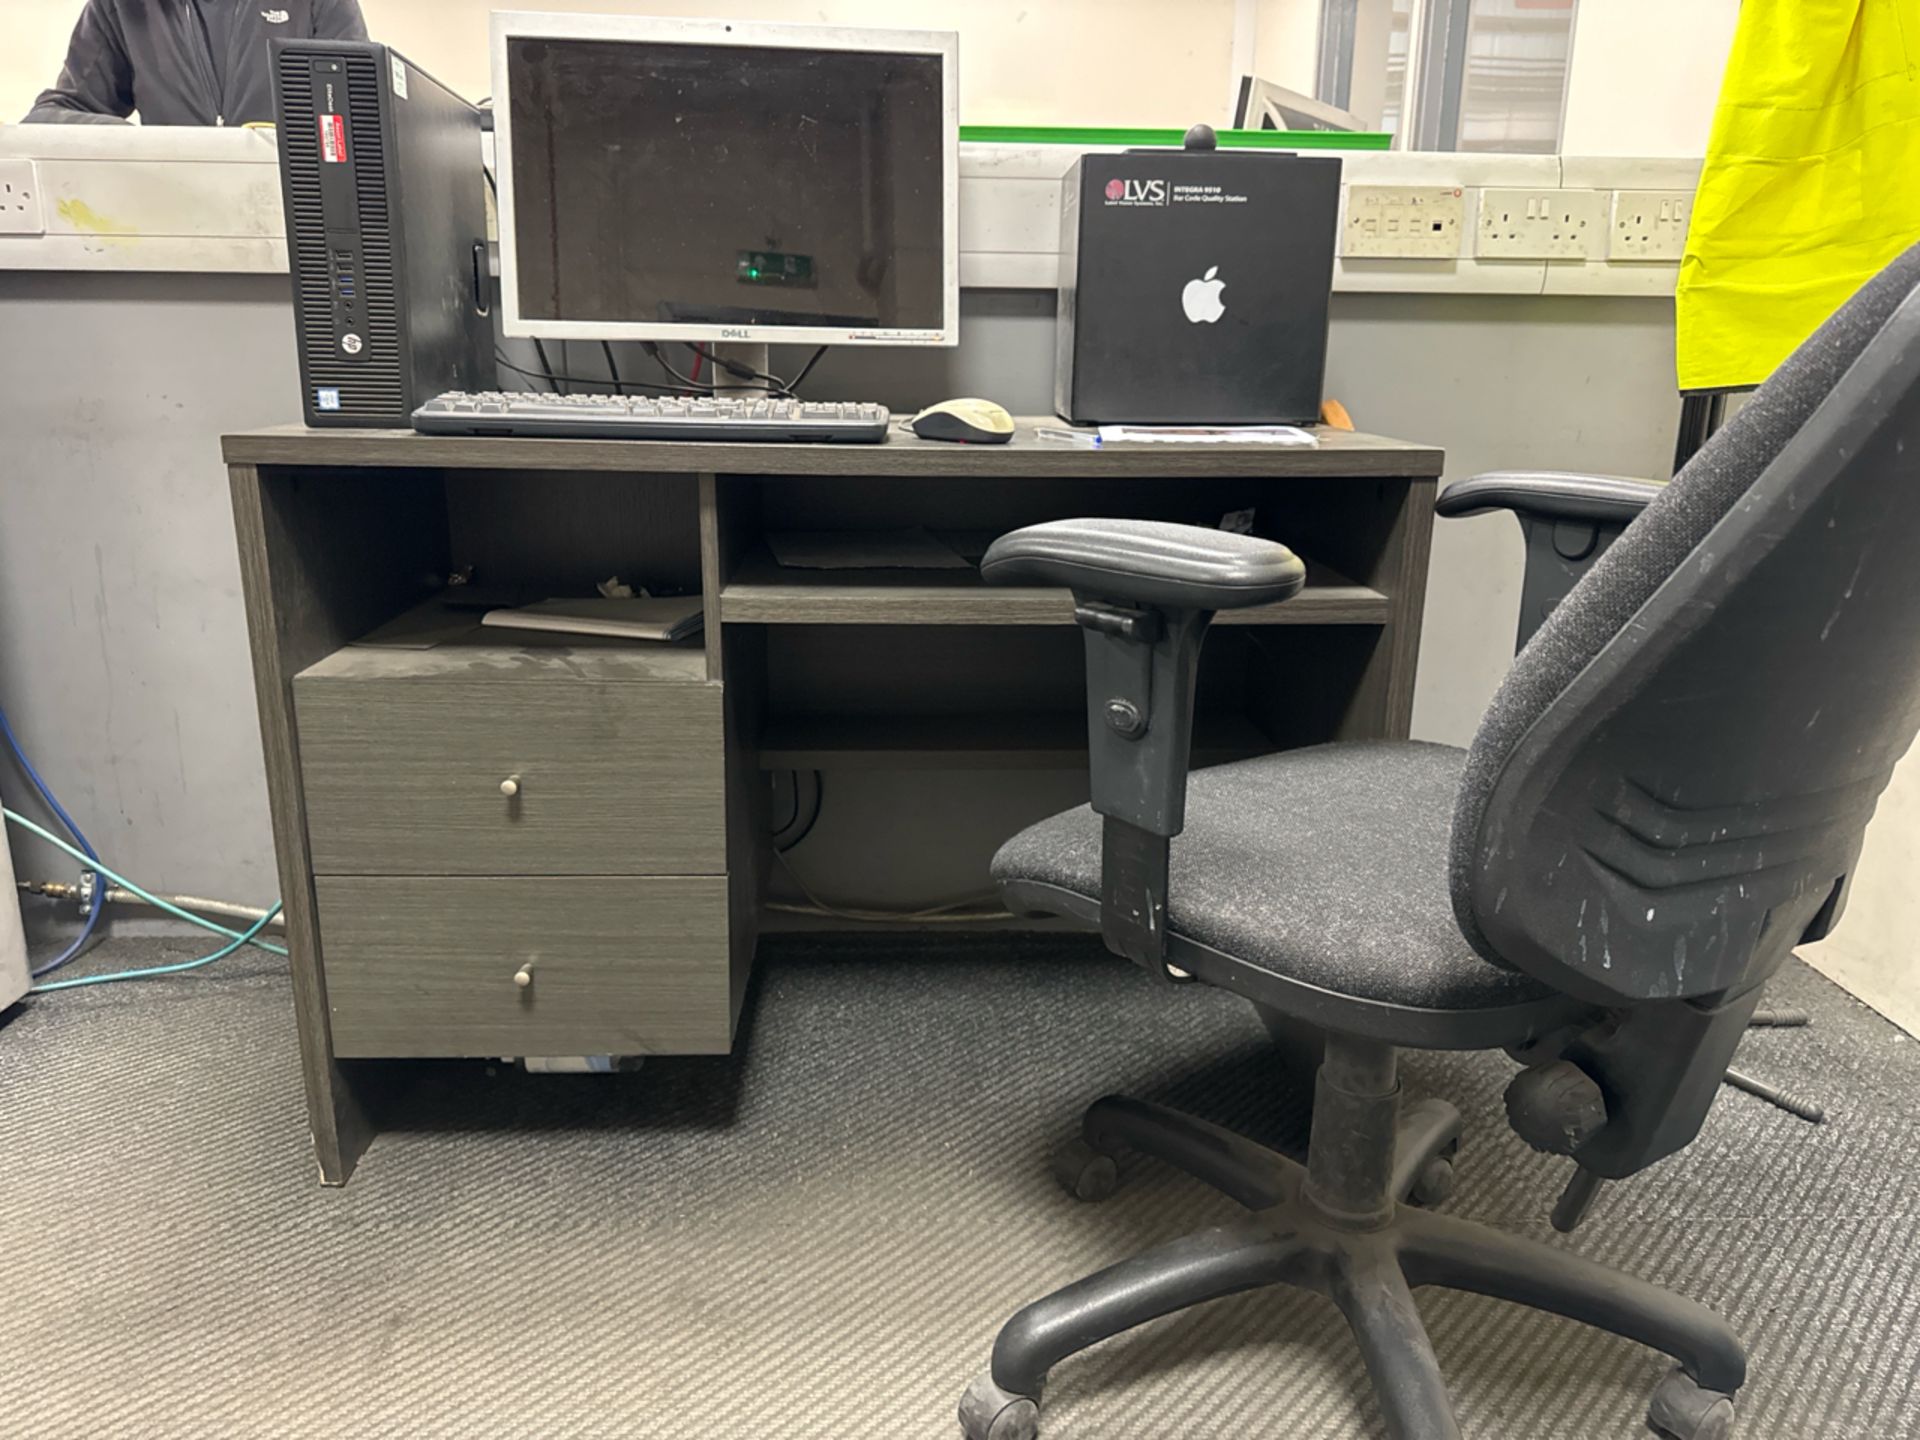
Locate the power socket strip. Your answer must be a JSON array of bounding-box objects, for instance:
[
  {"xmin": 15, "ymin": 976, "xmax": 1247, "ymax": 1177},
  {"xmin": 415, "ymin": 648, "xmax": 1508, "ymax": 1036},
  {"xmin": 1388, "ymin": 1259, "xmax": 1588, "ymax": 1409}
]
[
  {"xmin": 1610, "ymin": 190, "xmax": 1692, "ymax": 262},
  {"xmin": 1474, "ymin": 188, "xmax": 1606, "ymax": 261},
  {"xmin": 1341, "ymin": 186, "xmax": 1465, "ymax": 259},
  {"xmin": 0, "ymin": 159, "xmax": 45, "ymax": 237}
]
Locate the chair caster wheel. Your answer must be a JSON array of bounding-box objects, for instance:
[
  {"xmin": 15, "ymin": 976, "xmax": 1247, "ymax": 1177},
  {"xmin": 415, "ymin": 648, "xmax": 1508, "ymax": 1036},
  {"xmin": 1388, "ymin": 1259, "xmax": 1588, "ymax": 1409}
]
[
  {"xmin": 1407, "ymin": 1155, "xmax": 1457, "ymax": 1208},
  {"xmin": 959, "ymin": 1372, "xmax": 1040, "ymax": 1440},
  {"xmin": 1051, "ymin": 1138, "xmax": 1118, "ymax": 1202},
  {"xmin": 1648, "ymin": 1366, "xmax": 1737, "ymax": 1440}
]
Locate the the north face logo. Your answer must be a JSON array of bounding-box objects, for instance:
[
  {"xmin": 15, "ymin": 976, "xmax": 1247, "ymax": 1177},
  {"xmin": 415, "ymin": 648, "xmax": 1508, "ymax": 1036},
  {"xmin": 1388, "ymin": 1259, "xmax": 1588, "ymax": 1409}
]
[{"xmin": 261, "ymin": 9, "xmax": 291, "ymax": 22}]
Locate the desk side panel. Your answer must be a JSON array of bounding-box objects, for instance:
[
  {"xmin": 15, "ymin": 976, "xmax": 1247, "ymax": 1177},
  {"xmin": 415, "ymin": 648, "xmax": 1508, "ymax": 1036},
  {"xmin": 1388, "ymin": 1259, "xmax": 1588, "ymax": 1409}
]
[
  {"xmin": 1365, "ymin": 475, "xmax": 1439, "ymax": 737},
  {"xmin": 229, "ymin": 463, "xmax": 451, "ymax": 1184}
]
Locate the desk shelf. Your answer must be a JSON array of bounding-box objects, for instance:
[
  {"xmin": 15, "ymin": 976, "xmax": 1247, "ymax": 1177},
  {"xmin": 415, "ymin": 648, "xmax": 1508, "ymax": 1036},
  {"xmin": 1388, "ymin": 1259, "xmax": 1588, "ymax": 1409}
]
[
  {"xmin": 720, "ymin": 549, "xmax": 1388, "ymax": 627},
  {"xmin": 757, "ymin": 711, "xmax": 1275, "ymax": 771}
]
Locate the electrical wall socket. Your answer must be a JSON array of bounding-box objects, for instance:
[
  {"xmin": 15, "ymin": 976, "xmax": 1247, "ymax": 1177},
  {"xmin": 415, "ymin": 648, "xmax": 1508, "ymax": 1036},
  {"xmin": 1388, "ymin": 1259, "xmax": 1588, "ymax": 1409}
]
[
  {"xmin": 0, "ymin": 159, "xmax": 45, "ymax": 237},
  {"xmin": 1610, "ymin": 190, "xmax": 1692, "ymax": 262},
  {"xmin": 1342, "ymin": 185, "xmax": 1465, "ymax": 259},
  {"xmin": 1474, "ymin": 187, "xmax": 1605, "ymax": 260}
]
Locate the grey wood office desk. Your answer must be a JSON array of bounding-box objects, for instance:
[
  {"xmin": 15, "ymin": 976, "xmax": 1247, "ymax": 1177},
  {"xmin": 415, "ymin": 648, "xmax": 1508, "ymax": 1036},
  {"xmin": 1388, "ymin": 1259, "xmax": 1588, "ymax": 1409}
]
[{"xmin": 223, "ymin": 420, "xmax": 1444, "ymax": 1183}]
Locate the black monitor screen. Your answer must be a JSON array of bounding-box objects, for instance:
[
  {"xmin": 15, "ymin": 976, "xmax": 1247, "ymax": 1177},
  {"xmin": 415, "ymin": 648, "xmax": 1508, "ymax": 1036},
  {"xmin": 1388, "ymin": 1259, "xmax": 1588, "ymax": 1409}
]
[{"xmin": 506, "ymin": 36, "xmax": 948, "ymax": 331}]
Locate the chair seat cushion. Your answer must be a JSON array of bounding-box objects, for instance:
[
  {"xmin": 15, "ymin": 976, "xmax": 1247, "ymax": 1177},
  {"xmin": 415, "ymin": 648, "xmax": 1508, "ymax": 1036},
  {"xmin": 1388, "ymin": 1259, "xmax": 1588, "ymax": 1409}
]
[{"xmin": 993, "ymin": 741, "xmax": 1552, "ymax": 1012}]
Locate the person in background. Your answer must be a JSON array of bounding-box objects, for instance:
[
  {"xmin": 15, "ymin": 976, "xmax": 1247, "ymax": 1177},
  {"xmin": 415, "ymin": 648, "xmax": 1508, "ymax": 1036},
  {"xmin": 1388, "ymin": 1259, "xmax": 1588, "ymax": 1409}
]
[{"xmin": 25, "ymin": 1, "xmax": 370, "ymax": 125}]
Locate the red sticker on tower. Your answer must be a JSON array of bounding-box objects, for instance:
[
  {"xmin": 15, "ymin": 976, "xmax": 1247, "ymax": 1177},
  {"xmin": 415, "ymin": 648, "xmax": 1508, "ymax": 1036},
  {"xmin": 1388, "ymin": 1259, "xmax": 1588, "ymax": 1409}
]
[{"xmin": 318, "ymin": 113, "xmax": 347, "ymax": 163}]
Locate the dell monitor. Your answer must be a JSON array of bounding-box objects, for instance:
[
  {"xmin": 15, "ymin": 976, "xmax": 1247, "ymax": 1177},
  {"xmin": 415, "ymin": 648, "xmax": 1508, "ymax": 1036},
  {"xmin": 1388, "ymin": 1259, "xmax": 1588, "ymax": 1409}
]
[
  {"xmin": 490, "ymin": 12, "xmax": 960, "ymax": 366},
  {"xmin": 1233, "ymin": 76, "xmax": 1365, "ymax": 134}
]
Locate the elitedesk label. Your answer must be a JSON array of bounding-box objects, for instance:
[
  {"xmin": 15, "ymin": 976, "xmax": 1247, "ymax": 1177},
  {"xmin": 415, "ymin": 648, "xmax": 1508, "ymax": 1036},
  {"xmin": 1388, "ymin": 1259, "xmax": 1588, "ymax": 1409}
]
[
  {"xmin": 318, "ymin": 113, "xmax": 348, "ymax": 164},
  {"xmin": 1102, "ymin": 178, "xmax": 1248, "ymax": 209}
]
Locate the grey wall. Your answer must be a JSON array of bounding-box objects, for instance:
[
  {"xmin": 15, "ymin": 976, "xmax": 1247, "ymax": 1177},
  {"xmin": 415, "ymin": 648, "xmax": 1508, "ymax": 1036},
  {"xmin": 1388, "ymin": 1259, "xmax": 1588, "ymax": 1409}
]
[
  {"xmin": 1332, "ymin": 291, "xmax": 1683, "ymax": 740},
  {"xmin": 0, "ymin": 273, "xmax": 1681, "ymax": 933},
  {"xmin": 0, "ymin": 272, "xmax": 298, "ymax": 926}
]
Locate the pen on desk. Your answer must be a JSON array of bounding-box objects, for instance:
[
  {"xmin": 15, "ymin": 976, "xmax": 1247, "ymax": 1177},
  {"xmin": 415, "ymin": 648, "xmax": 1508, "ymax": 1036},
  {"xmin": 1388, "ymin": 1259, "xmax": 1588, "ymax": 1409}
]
[{"xmin": 1032, "ymin": 426, "xmax": 1101, "ymax": 448}]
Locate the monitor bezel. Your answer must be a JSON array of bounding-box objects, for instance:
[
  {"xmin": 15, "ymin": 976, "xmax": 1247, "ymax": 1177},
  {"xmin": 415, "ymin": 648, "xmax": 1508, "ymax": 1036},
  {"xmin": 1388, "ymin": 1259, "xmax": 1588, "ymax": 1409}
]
[{"xmin": 491, "ymin": 11, "xmax": 960, "ymax": 348}]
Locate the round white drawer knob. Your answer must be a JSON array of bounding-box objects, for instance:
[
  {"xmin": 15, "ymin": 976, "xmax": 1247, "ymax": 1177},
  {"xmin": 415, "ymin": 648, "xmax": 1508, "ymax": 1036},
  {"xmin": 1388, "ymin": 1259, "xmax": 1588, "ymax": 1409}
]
[
  {"xmin": 513, "ymin": 963, "xmax": 535, "ymax": 988},
  {"xmin": 500, "ymin": 775, "xmax": 521, "ymax": 797}
]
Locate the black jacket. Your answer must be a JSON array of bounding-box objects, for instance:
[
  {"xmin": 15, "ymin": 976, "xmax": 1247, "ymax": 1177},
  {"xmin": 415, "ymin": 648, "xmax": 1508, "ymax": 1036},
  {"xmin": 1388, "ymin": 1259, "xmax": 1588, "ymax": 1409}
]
[{"xmin": 26, "ymin": 0, "xmax": 369, "ymax": 125}]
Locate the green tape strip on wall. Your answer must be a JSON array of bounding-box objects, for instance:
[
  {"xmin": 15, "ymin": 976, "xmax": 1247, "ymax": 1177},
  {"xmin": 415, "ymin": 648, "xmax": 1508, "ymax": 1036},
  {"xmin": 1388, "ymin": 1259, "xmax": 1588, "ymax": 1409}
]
[{"xmin": 959, "ymin": 125, "xmax": 1391, "ymax": 151}]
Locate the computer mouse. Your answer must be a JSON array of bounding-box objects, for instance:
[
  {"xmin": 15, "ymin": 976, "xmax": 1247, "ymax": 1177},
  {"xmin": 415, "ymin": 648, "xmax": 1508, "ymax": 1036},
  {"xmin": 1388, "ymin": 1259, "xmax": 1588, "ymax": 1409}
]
[{"xmin": 910, "ymin": 398, "xmax": 1016, "ymax": 444}]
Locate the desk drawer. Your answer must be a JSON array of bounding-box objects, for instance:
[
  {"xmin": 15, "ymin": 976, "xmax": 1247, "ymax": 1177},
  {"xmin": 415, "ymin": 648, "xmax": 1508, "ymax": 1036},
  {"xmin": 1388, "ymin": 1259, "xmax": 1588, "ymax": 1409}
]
[
  {"xmin": 318, "ymin": 876, "xmax": 732, "ymax": 1057},
  {"xmin": 295, "ymin": 676, "xmax": 723, "ymax": 875}
]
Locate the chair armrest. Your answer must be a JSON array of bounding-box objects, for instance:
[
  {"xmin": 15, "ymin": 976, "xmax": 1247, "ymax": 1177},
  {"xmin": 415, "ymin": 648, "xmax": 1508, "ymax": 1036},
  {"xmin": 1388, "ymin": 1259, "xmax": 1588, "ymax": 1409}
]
[
  {"xmin": 1440, "ymin": 473, "xmax": 1664, "ymax": 652},
  {"xmin": 981, "ymin": 519, "xmax": 1305, "ymax": 611},
  {"xmin": 981, "ymin": 519, "xmax": 1301, "ymax": 979},
  {"xmin": 1436, "ymin": 472, "xmax": 1665, "ymax": 527}
]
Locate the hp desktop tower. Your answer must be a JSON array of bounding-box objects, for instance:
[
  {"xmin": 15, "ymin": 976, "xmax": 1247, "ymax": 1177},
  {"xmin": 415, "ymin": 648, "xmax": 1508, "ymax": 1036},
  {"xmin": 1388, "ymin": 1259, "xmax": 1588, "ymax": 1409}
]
[
  {"xmin": 273, "ymin": 40, "xmax": 494, "ymax": 427},
  {"xmin": 1055, "ymin": 150, "xmax": 1341, "ymax": 425}
]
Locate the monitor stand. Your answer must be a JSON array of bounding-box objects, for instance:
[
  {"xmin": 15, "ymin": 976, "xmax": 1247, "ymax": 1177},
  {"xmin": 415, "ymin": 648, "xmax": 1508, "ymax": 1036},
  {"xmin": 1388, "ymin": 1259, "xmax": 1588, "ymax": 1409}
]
[{"xmin": 706, "ymin": 342, "xmax": 772, "ymax": 396}]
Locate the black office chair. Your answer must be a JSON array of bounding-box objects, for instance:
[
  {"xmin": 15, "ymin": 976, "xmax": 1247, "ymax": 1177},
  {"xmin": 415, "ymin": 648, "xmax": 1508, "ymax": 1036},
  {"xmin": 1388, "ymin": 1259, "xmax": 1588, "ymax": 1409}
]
[
  {"xmin": 957, "ymin": 241, "xmax": 1920, "ymax": 1440},
  {"xmin": 1436, "ymin": 468, "xmax": 1829, "ymax": 1124}
]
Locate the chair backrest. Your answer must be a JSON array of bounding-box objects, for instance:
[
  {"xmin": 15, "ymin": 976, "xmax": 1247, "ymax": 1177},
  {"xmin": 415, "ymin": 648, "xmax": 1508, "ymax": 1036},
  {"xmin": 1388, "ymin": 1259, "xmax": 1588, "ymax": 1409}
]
[{"xmin": 1452, "ymin": 241, "xmax": 1920, "ymax": 1010}]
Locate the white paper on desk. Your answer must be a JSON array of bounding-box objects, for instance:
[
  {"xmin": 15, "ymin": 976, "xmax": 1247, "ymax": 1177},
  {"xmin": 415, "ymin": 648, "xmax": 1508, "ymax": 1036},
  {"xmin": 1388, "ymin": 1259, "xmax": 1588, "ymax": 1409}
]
[
  {"xmin": 767, "ymin": 528, "xmax": 970, "ymax": 570},
  {"xmin": 481, "ymin": 597, "xmax": 704, "ymax": 643},
  {"xmin": 1096, "ymin": 424, "xmax": 1318, "ymax": 446}
]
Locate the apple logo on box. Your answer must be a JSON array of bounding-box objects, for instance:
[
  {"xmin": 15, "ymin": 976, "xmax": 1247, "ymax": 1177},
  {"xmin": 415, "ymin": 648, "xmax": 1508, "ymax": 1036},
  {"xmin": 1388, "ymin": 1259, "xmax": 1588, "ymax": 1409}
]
[{"xmin": 1182, "ymin": 265, "xmax": 1226, "ymax": 324}]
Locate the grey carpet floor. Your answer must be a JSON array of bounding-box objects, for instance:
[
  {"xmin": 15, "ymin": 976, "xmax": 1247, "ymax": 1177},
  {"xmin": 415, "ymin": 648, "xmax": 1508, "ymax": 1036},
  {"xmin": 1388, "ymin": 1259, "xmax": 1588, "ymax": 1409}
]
[{"xmin": 1, "ymin": 932, "xmax": 1916, "ymax": 1439}]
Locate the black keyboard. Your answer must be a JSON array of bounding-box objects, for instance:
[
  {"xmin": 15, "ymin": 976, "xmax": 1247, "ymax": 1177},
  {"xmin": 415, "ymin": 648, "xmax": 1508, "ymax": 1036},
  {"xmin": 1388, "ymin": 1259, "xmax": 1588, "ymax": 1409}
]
[{"xmin": 413, "ymin": 391, "xmax": 891, "ymax": 443}]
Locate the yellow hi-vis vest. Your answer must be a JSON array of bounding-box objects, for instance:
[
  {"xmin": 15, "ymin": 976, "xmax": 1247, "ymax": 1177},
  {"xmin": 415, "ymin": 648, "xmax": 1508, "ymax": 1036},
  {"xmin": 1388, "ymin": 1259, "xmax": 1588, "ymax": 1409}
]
[{"xmin": 1677, "ymin": 0, "xmax": 1920, "ymax": 392}]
